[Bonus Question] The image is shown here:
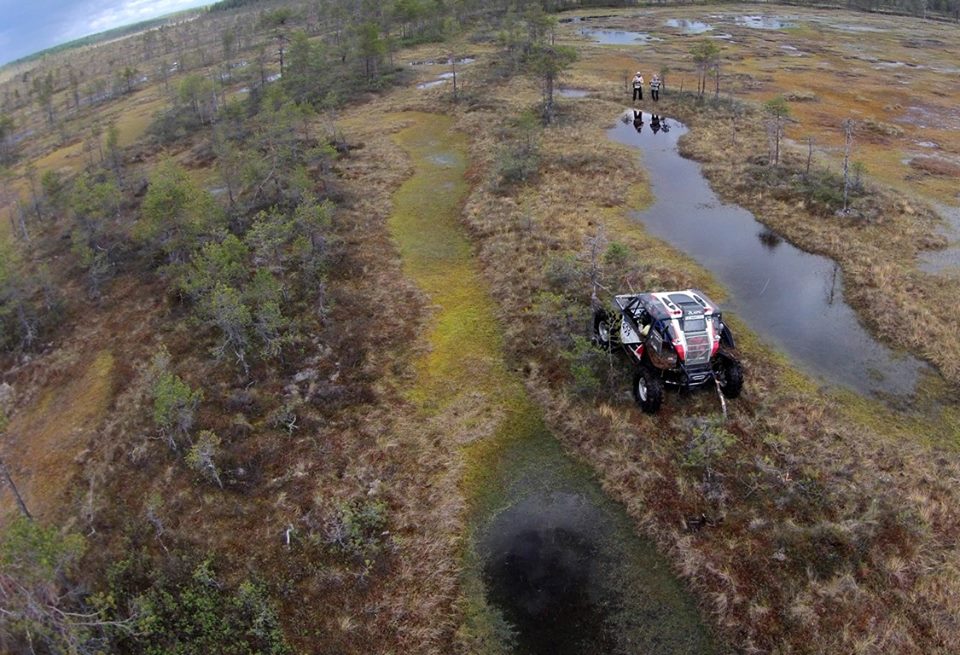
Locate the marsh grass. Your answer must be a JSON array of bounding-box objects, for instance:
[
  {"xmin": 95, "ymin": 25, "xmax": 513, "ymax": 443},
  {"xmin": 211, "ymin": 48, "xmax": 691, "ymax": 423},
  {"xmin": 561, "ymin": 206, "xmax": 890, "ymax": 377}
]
[
  {"xmin": 3, "ymin": 5, "xmax": 960, "ymax": 654},
  {"xmin": 442, "ymin": 36, "xmax": 960, "ymax": 652}
]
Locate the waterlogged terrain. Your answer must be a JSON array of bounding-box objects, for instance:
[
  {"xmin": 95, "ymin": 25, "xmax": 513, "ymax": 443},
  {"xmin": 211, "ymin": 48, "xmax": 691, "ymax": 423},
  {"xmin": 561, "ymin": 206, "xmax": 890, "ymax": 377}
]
[
  {"xmin": 733, "ymin": 15, "xmax": 793, "ymax": 29},
  {"xmin": 389, "ymin": 113, "xmax": 717, "ymax": 654},
  {"xmin": 579, "ymin": 28, "xmax": 657, "ymax": 45},
  {"xmin": 664, "ymin": 18, "xmax": 713, "ymax": 34},
  {"xmin": 609, "ymin": 111, "xmax": 929, "ymax": 396},
  {"xmin": 918, "ymin": 203, "xmax": 960, "ymax": 274}
]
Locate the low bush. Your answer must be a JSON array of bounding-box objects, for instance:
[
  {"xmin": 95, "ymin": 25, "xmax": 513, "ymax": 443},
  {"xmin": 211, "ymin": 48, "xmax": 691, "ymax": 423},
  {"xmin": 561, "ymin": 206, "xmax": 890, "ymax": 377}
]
[
  {"xmin": 107, "ymin": 554, "xmax": 292, "ymax": 655},
  {"xmin": 563, "ymin": 335, "xmax": 608, "ymax": 398},
  {"xmin": 494, "ymin": 110, "xmax": 542, "ymax": 188},
  {"xmin": 147, "ymin": 105, "xmax": 204, "ymax": 145},
  {"xmin": 542, "ymin": 253, "xmax": 584, "ymax": 292},
  {"xmin": 322, "ymin": 498, "xmax": 390, "ymax": 561}
]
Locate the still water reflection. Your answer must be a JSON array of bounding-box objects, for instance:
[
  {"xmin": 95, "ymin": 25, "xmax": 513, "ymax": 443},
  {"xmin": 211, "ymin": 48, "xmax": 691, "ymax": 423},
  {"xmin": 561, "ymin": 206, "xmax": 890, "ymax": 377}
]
[{"xmin": 609, "ymin": 111, "xmax": 928, "ymax": 396}]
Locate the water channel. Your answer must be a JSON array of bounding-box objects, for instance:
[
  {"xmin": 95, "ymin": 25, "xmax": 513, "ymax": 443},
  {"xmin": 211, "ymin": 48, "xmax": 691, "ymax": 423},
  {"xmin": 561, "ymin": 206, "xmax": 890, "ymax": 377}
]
[
  {"xmin": 609, "ymin": 111, "xmax": 929, "ymax": 397},
  {"xmin": 388, "ymin": 113, "xmax": 718, "ymax": 654}
]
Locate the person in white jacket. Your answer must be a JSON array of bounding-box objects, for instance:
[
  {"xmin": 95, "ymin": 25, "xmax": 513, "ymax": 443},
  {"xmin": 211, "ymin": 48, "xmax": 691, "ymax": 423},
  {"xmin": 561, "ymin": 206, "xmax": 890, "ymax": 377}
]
[{"xmin": 632, "ymin": 72, "xmax": 644, "ymax": 101}]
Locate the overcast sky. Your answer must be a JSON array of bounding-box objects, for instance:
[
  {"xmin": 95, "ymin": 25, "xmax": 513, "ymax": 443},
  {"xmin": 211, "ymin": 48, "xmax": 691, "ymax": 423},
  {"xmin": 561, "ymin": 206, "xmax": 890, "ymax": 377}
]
[{"xmin": 0, "ymin": 0, "xmax": 213, "ymax": 67}]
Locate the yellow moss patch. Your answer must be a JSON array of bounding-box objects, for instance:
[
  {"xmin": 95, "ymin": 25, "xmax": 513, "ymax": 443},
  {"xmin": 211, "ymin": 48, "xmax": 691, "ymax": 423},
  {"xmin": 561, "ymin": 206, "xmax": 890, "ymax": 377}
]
[
  {"xmin": 0, "ymin": 350, "xmax": 115, "ymax": 522},
  {"xmin": 113, "ymin": 94, "xmax": 167, "ymax": 147},
  {"xmin": 386, "ymin": 111, "xmax": 559, "ymax": 646},
  {"xmin": 390, "ymin": 113, "xmax": 508, "ymax": 408}
]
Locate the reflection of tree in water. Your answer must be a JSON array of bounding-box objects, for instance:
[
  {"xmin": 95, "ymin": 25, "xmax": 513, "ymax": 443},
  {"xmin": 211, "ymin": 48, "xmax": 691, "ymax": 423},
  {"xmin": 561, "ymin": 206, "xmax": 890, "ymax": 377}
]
[
  {"xmin": 757, "ymin": 227, "xmax": 782, "ymax": 250},
  {"xmin": 827, "ymin": 262, "xmax": 839, "ymax": 306}
]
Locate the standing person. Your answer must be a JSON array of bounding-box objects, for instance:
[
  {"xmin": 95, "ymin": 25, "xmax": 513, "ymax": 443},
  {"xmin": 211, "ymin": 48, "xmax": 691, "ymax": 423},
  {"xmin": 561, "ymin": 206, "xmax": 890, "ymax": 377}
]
[
  {"xmin": 650, "ymin": 73, "xmax": 661, "ymax": 103},
  {"xmin": 632, "ymin": 72, "xmax": 644, "ymax": 102}
]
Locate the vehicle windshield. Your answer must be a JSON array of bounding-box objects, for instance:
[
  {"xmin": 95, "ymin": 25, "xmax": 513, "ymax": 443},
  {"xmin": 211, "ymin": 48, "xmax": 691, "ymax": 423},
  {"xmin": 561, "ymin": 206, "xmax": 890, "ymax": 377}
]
[{"xmin": 683, "ymin": 316, "xmax": 707, "ymax": 333}]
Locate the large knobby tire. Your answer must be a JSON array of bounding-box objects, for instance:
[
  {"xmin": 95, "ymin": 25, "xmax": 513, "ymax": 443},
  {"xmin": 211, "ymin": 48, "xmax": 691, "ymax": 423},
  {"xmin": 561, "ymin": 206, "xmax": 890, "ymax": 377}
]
[
  {"xmin": 717, "ymin": 358, "xmax": 744, "ymax": 399},
  {"xmin": 593, "ymin": 308, "xmax": 613, "ymax": 351},
  {"xmin": 633, "ymin": 367, "xmax": 664, "ymax": 414}
]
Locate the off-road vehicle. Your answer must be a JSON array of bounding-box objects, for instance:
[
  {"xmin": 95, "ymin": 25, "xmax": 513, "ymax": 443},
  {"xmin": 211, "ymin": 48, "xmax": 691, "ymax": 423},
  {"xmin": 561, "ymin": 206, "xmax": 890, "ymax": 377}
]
[{"xmin": 593, "ymin": 289, "xmax": 743, "ymax": 414}]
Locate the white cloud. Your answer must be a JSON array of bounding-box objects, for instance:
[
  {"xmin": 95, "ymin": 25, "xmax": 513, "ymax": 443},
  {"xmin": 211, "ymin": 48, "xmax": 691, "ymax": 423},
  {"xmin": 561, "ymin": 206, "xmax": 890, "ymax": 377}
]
[
  {"xmin": 60, "ymin": 0, "xmax": 210, "ymax": 43},
  {"xmin": 0, "ymin": 0, "xmax": 210, "ymax": 65}
]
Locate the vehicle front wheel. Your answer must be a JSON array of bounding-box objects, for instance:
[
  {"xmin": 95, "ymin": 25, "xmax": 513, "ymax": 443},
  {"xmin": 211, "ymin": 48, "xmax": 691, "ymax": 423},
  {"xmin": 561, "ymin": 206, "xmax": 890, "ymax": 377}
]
[
  {"xmin": 593, "ymin": 308, "xmax": 613, "ymax": 351},
  {"xmin": 717, "ymin": 358, "xmax": 743, "ymax": 399},
  {"xmin": 633, "ymin": 367, "xmax": 663, "ymax": 414}
]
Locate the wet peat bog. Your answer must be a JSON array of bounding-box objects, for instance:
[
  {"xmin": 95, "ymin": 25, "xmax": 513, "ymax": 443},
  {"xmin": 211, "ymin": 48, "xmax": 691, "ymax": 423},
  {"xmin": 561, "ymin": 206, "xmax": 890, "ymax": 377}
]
[
  {"xmin": 919, "ymin": 203, "xmax": 960, "ymax": 274},
  {"xmin": 479, "ymin": 465, "xmax": 718, "ymax": 655},
  {"xmin": 609, "ymin": 111, "xmax": 929, "ymax": 396},
  {"xmin": 664, "ymin": 18, "xmax": 714, "ymax": 34},
  {"xmin": 579, "ymin": 28, "xmax": 657, "ymax": 45},
  {"xmin": 388, "ymin": 114, "xmax": 717, "ymax": 655},
  {"xmin": 734, "ymin": 15, "xmax": 794, "ymax": 29}
]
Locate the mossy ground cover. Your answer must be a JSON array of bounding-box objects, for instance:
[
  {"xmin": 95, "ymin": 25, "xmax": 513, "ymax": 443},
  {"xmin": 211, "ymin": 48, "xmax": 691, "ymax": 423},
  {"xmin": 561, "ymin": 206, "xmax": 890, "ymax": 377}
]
[{"xmin": 380, "ymin": 110, "xmax": 716, "ymax": 653}]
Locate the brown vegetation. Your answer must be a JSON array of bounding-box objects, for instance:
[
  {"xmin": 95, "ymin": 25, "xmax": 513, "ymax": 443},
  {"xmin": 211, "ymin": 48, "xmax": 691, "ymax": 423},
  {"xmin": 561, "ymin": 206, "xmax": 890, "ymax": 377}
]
[
  {"xmin": 909, "ymin": 155, "xmax": 960, "ymax": 178},
  {"xmin": 2, "ymin": 3, "xmax": 960, "ymax": 654},
  {"xmin": 410, "ymin": 22, "xmax": 960, "ymax": 652}
]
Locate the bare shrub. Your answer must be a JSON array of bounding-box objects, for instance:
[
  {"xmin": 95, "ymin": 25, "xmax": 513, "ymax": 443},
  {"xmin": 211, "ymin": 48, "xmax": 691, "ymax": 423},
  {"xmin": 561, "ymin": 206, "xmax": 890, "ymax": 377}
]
[{"xmin": 909, "ymin": 156, "xmax": 960, "ymax": 177}]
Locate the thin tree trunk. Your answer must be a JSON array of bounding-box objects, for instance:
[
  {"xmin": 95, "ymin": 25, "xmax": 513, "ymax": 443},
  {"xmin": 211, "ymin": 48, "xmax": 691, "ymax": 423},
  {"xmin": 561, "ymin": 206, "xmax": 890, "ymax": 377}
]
[
  {"xmin": 28, "ymin": 177, "xmax": 42, "ymax": 222},
  {"xmin": 842, "ymin": 119, "xmax": 854, "ymax": 212},
  {"xmin": 15, "ymin": 201, "xmax": 30, "ymax": 242},
  {"xmin": 775, "ymin": 122, "xmax": 780, "ymax": 165},
  {"xmin": 0, "ymin": 457, "xmax": 32, "ymax": 519},
  {"xmin": 545, "ymin": 73, "xmax": 555, "ymax": 123}
]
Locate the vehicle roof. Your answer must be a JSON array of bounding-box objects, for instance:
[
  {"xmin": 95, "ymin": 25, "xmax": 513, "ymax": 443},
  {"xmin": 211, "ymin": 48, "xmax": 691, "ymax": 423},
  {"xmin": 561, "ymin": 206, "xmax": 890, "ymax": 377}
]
[{"xmin": 632, "ymin": 289, "xmax": 718, "ymax": 320}]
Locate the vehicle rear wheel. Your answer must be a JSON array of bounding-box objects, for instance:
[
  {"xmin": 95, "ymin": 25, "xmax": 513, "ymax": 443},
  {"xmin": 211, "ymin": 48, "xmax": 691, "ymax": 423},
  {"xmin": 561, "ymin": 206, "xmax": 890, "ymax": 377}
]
[
  {"xmin": 593, "ymin": 308, "xmax": 613, "ymax": 351},
  {"xmin": 717, "ymin": 358, "xmax": 743, "ymax": 399},
  {"xmin": 633, "ymin": 367, "xmax": 663, "ymax": 414}
]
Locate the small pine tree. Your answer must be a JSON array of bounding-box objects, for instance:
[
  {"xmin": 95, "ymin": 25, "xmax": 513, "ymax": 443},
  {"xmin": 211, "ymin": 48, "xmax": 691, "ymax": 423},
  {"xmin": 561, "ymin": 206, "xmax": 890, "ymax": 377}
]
[
  {"xmin": 179, "ymin": 234, "xmax": 250, "ymax": 301},
  {"xmin": 186, "ymin": 430, "xmax": 223, "ymax": 488},
  {"xmin": 150, "ymin": 347, "xmax": 203, "ymax": 450},
  {"xmin": 137, "ymin": 160, "xmax": 225, "ymax": 264},
  {"xmin": 763, "ymin": 96, "xmax": 791, "ymax": 166},
  {"xmin": 205, "ymin": 283, "xmax": 253, "ymax": 372}
]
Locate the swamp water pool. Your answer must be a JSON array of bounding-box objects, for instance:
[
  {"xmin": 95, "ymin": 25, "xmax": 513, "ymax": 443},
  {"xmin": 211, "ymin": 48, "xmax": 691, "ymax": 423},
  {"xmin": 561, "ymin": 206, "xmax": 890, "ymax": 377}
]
[
  {"xmin": 389, "ymin": 113, "xmax": 718, "ymax": 654},
  {"xmin": 579, "ymin": 28, "xmax": 658, "ymax": 45},
  {"xmin": 609, "ymin": 111, "xmax": 929, "ymax": 397}
]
